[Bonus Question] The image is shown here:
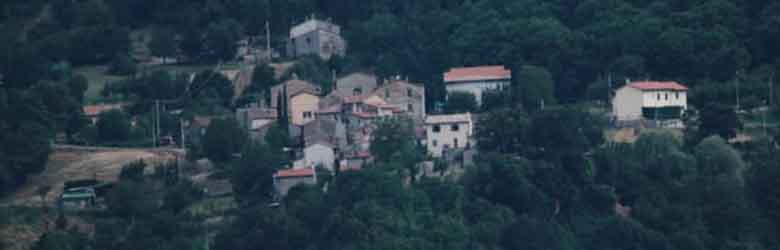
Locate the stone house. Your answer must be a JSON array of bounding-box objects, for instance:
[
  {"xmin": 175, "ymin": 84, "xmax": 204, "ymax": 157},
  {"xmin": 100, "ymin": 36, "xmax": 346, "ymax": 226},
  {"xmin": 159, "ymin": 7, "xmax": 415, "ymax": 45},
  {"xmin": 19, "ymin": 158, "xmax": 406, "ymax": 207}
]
[
  {"xmin": 286, "ymin": 17, "xmax": 346, "ymax": 60},
  {"xmin": 425, "ymin": 113, "xmax": 474, "ymax": 157}
]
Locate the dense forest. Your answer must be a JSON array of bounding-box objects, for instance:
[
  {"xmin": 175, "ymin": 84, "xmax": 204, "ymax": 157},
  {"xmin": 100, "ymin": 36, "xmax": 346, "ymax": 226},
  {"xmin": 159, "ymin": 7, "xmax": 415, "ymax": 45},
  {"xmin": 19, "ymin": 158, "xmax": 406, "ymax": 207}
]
[{"xmin": 2, "ymin": 0, "xmax": 780, "ymax": 250}]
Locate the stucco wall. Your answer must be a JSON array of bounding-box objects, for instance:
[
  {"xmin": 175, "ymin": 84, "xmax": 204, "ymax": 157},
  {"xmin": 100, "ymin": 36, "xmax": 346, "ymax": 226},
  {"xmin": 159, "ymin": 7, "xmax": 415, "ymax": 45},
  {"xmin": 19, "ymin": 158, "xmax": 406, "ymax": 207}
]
[
  {"xmin": 445, "ymin": 80, "xmax": 510, "ymax": 106},
  {"xmin": 291, "ymin": 93, "xmax": 320, "ymax": 125},
  {"xmin": 613, "ymin": 86, "xmax": 644, "ymax": 121},
  {"xmin": 426, "ymin": 121, "xmax": 472, "ymax": 157},
  {"xmin": 642, "ymin": 90, "xmax": 687, "ymax": 109},
  {"xmin": 304, "ymin": 144, "xmax": 336, "ymax": 170}
]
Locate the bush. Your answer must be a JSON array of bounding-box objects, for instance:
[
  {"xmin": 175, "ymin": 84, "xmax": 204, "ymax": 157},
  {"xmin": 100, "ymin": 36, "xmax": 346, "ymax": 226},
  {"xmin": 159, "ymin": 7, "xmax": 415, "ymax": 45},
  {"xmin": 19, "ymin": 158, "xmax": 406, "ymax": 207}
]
[{"xmin": 108, "ymin": 54, "xmax": 137, "ymax": 76}]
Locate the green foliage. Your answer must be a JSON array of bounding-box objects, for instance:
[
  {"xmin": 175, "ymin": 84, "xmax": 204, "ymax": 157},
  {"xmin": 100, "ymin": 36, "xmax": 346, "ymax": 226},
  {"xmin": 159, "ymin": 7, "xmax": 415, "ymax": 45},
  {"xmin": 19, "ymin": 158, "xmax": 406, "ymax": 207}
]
[
  {"xmin": 444, "ymin": 91, "xmax": 478, "ymax": 114},
  {"xmin": 369, "ymin": 117, "xmax": 418, "ymax": 163},
  {"xmin": 190, "ymin": 69, "xmax": 234, "ymax": 107},
  {"xmin": 119, "ymin": 160, "xmax": 146, "ymax": 182},
  {"xmin": 31, "ymin": 230, "xmax": 89, "ymax": 250},
  {"xmin": 204, "ymin": 19, "xmax": 243, "ymax": 62},
  {"xmin": 106, "ymin": 180, "xmax": 158, "ymax": 219},
  {"xmin": 230, "ymin": 142, "xmax": 283, "ymax": 204},
  {"xmin": 202, "ymin": 118, "xmax": 245, "ymax": 162},
  {"xmin": 162, "ymin": 180, "xmax": 203, "ymax": 214},
  {"xmin": 694, "ymin": 136, "xmax": 744, "ymax": 177},
  {"xmin": 697, "ymin": 103, "xmax": 742, "ymax": 140},
  {"xmin": 96, "ymin": 109, "xmax": 131, "ymax": 142},
  {"xmin": 149, "ymin": 27, "xmax": 178, "ymax": 64},
  {"xmin": 476, "ymin": 108, "xmax": 529, "ymax": 154},
  {"xmin": 108, "ymin": 54, "xmax": 136, "ymax": 76},
  {"xmin": 515, "ymin": 65, "xmax": 557, "ymax": 112}
]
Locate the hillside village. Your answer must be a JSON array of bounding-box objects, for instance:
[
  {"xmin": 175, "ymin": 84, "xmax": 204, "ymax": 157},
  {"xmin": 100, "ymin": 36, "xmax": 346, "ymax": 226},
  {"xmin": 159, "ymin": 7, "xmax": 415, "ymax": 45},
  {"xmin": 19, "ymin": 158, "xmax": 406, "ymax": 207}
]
[{"xmin": 3, "ymin": 1, "xmax": 780, "ymax": 250}]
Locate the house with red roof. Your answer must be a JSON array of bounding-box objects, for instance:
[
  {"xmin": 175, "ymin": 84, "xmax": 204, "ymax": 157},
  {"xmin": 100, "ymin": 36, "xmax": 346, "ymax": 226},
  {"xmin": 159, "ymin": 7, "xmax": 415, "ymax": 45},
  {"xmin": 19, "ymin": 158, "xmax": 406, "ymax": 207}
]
[
  {"xmin": 612, "ymin": 81, "xmax": 689, "ymax": 124},
  {"xmin": 444, "ymin": 65, "xmax": 511, "ymax": 106},
  {"xmin": 273, "ymin": 167, "xmax": 317, "ymax": 197}
]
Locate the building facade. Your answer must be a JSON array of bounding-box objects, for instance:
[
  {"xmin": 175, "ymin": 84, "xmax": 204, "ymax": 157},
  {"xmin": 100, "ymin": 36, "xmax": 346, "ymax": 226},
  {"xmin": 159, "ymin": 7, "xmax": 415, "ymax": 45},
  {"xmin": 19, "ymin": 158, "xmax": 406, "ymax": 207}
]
[
  {"xmin": 270, "ymin": 79, "xmax": 322, "ymax": 126},
  {"xmin": 375, "ymin": 80, "xmax": 426, "ymax": 121},
  {"xmin": 425, "ymin": 113, "xmax": 474, "ymax": 157},
  {"xmin": 612, "ymin": 81, "xmax": 688, "ymax": 122},
  {"xmin": 287, "ymin": 18, "xmax": 346, "ymax": 60},
  {"xmin": 304, "ymin": 142, "xmax": 336, "ymax": 171},
  {"xmin": 444, "ymin": 65, "xmax": 511, "ymax": 106}
]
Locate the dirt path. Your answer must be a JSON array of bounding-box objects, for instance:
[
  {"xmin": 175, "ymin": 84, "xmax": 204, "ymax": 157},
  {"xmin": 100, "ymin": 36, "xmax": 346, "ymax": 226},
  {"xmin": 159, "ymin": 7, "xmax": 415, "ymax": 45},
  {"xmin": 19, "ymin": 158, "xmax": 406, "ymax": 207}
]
[{"xmin": 1, "ymin": 146, "xmax": 180, "ymax": 206}]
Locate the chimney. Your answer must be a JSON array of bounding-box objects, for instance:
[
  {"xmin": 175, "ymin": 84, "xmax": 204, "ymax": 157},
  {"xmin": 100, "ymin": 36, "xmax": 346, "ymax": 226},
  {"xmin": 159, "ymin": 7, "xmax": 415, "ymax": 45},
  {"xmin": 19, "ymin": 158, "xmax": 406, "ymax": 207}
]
[{"xmin": 625, "ymin": 78, "xmax": 631, "ymax": 85}]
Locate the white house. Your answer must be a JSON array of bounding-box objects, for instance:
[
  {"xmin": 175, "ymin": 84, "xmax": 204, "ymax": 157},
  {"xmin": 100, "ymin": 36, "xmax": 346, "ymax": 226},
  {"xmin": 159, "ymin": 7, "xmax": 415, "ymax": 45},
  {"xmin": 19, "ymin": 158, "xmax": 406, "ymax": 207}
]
[
  {"xmin": 444, "ymin": 65, "xmax": 511, "ymax": 106},
  {"xmin": 304, "ymin": 141, "xmax": 336, "ymax": 171},
  {"xmin": 612, "ymin": 81, "xmax": 688, "ymax": 123},
  {"xmin": 425, "ymin": 113, "xmax": 473, "ymax": 157}
]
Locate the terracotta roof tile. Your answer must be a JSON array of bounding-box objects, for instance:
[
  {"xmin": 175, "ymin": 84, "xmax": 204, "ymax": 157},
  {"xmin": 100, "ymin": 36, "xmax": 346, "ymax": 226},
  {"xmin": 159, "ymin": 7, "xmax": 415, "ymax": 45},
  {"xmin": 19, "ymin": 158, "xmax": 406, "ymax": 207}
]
[
  {"xmin": 628, "ymin": 81, "xmax": 688, "ymax": 91},
  {"xmin": 83, "ymin": 103, "xmax": 123, "ymax": 117},
  {"xmin": 444, "ymin": 65, "xmax": 511, "ymax": 83},
  {"xmin": 275, "ymin": 168, "xmax": 315, "ymax": 178}
]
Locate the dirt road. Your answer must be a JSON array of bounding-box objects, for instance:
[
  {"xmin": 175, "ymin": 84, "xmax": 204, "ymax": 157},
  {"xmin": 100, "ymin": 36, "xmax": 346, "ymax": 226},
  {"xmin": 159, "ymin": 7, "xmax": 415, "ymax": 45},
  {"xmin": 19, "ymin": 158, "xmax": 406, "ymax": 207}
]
[{"xmin": 1, "ymin": 145, "xmax": 183, "ymax": 206}]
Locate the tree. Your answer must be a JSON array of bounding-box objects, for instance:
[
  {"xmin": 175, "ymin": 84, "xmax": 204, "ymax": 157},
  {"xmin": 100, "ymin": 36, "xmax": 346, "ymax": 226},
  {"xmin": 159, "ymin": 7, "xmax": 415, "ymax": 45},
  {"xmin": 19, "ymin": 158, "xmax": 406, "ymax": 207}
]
[
  {"xmin": 369, "ymin": 118, "xmax": 417, "ymax": 163},
  {"xmin": 108, "ymin": 54, "xmax": 136, "ymax": 76},
  {"xmin": 204, "ymin": 19, "xmax": 243, "ymax": 62},
  {"xmin": 202, "ymin": 118, "xmax": 245, "ymax": 162},
  {"xmin": 96, "ymin": 110, "xmax": 131, "ymax": 143},
  {"xmin": 244, "ymin": 64, "xmax": 277, "ymax": 105},
  {"xmin": 444, "ymin": 91, "xmax": 478, "ymax": 114},
  {"xmin": 149, "ymin": 27, "xmax": 178, "ymax": 64},
  {"xmin": 527, "ymin": 107, "xmax": 607, "ymax": 161},
  {"xmin": 190, "ymin": 70, "xmax": 234, "ymax": 107},
  {"xmin": 694, "ymin": 136, "xmax": 744, "ymax": 177},
  {"xmin": 501, "ymin": 216, "xmax": 577, "ymax": 250},
  {"xmin": 698, "ymin": 103, "xmax": 742, "ymax": 140},
  {"xmin": 515, "ymin": 65, "xmax": 556, "ymax": 112},
  {"xmin": 231, "ymin": 142, "xmax": 283, "ymax": 204},
  {"xmin": 475, "ymin": 108, "xmax": 529, "ymax": 154}
]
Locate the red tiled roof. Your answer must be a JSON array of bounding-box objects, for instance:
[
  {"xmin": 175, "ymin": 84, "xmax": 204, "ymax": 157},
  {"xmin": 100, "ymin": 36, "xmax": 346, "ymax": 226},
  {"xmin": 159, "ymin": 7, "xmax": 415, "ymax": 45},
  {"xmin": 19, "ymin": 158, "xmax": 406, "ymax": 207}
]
[
  {"xmin": 444, "ymin": 65, "xmax": 511, "ymax": 83},
  {"xmin": 83, "ymin": 103, "xmax": 123, "ymax": 117},
  {"xmin": 275, "ymin": 168, "xmax": 315, "ymax": 178},
  {"xmin": 343, "ymin": 94, "xmax": 369, "ymax": 104},
  {"xmin": 628, "ymin": 81, "xmax": 688, "ymax": 91}
]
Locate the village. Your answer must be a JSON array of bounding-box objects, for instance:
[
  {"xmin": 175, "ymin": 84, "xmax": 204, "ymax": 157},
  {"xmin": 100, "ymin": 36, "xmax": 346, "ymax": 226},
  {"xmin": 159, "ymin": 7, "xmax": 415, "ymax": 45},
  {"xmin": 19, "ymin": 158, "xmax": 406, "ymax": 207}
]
[
  {"xmin": 66, "ymin": 17, "xmax": 700, "ymax": 205},
  {"xmin": 2, "ymin": 1, "xmax": 779, "ymax": 249}
]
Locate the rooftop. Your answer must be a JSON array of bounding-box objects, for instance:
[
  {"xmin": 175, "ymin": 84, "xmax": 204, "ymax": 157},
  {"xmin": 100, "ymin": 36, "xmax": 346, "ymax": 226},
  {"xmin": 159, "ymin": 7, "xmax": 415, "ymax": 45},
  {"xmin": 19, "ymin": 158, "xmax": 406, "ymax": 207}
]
[
  {"xmin": 425, "ymin": 113, "xmax": 472, "ymax": 125},
  {"xmin": 444, "ymin": 65, "xmax": 511, "ymax": 83},
  {"xmin": 275, "ymin": 168, "xmax": 315, "ymax": 178},
  {"xmin": 628, "ymin": 81, "xmax": 688, "ymax": 91},
  {"xmin": 83, "ymin": 103, "xmax": 123, "ymax": 117}
]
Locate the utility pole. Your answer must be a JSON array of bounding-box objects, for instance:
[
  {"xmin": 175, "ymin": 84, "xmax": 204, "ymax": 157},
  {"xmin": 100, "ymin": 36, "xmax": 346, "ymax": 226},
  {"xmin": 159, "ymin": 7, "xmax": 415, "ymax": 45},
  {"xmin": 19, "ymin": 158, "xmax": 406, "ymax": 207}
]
[
  {"xmin": 266, "ymin": 20, "xmax": 271, "ymax": 52},
  {"xmin": 152, "ymin": 101, "xmax": 157, "ymax": 148},
  {"xmin": 180, "ymin": 118, "xmax": 185, "ymax": 150},
  {"xmin": 770, "ymin": 70, "xmax": 775, "ymax": 107},
  {"xmin": 607, "ymin": 72, "xmax": 613, "ymax": 107},
  {"xmin": 736, "ymin": 70, "xmax": 741, "ymax": 111},
  {"xmin": 155, "ymin": 100, "xmax": 160, "ymax": 148}
]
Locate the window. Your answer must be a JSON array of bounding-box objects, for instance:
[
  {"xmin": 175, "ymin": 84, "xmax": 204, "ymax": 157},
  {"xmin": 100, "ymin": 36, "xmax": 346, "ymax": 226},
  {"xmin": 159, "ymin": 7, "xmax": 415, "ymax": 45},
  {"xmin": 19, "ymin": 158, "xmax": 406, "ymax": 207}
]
[
  {"xmin": 432, "ymin": 140, "xmax": 438, "ymax": 147},
  {"xmin": 303, "ymin": 111, "xmax": 313, "ymax": 118},
  {"xmin": 433, "ymin": 125, "xmax": 441, "ymax": 133},
  {"xmin": 407, "ymin": 103, "xmax": 413, "ymax": 111},
  {"xmin": 665, "ymin": 93, "xmax": 668, "ymax": 100},
  {"xmin": 385, "ymin": 89, "xmax": 390, "ymax": 98},
  {"xmin": 657, "ymin": 93, "xmax": 661, "ymax": 100},
  {"xmin": 353, "ymin": 87, "xmax": 362, "ymax": 96},
  {"xmin": 407, "ymin": 88, "xmax": 413, "ymax": 97},
  {"xmin": 451, "ymin": 124, "xmax": 460, "ymax": 131},
  {"xmin": 305, "ymin": 37, "xmax": 311, "ymax": 44},
  {"xmin": 454, "ymin": 138, "xmax": 459, "ymax": 148},
  {"xmin": 676, "ymin": 92, "xmax": 680, "ymax": 99}
]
